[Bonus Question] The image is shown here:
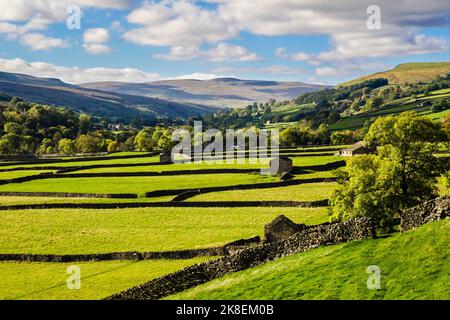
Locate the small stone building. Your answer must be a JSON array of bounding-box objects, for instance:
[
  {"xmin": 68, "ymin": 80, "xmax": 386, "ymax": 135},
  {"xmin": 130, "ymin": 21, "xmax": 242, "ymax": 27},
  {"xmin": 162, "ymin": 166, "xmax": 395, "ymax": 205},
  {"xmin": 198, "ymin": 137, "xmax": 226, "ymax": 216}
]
[
  {"xmin": 269, "ymin": 156, "xmax": 293, "ymax": 175},
  {"xmin": 338, "ymin": 141, "xmax": 371, "ymax": 157},
  {"xmin": 159, "ymin": 152, "xmax": 173, "ymax": 164},
  {"xmin": 418, "ymin": 100, "xmax": 432, "ymax": 107},
  {"xmin": 264, "ymin": 215, "xmax": 306, "ymax": 242}
]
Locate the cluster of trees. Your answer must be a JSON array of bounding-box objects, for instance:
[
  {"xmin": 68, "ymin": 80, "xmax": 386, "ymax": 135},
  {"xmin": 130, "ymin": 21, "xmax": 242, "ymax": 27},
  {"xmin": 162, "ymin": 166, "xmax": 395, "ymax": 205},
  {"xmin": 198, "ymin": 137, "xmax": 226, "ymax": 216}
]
[
  {"xmin": 329, "ymin": 111, "xmax": 450, "ymax": 231},
  {"xmin": 0, "ymin": 98, "xmax": 177, "ymax": 156},
  {"xmin": 0, "ymin": 98, "xmax": 95, "ymax": 155},
  {"xmin": 279, "ymin": 123, "xmax": 330, "ymax": 146},
  {"xmin": 431, "ymin": 99, "xmax": 450, "ymax": 113}
]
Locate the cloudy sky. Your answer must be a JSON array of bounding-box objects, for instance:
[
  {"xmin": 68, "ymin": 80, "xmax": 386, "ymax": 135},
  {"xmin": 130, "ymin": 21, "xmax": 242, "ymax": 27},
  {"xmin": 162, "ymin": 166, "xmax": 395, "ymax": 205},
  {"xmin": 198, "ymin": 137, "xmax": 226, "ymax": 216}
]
[{"xmin": 0, "ymin": 0, "xmax": 449, "ymax": 85}]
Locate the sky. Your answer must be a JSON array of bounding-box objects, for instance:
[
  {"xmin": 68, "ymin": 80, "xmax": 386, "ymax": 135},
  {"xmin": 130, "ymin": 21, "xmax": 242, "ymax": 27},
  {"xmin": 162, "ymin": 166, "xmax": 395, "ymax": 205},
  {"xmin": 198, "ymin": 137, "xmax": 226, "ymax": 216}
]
[{"xmin": 0, "ymin": 0, "xmax": 449, "ymax": 85}]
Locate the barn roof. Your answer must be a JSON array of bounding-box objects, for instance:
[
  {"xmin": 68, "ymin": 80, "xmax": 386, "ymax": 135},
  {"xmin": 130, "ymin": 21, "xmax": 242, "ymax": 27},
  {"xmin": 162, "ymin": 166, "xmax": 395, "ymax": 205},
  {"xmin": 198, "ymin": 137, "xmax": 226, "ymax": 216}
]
[{"xmin": 340, "ymin": 141, "xmax": 365, "ymax": 153}]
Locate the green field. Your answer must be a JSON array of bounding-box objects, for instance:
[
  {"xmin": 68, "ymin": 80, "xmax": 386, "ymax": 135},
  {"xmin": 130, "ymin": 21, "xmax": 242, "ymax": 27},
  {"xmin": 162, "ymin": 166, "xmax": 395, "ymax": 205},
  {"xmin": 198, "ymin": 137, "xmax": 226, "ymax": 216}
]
[
  {"xmin": 0, "ymin": 155, "xmax": 160, "ymax": 170},
  {"xmin": 0, "ymin": 170, "xmax": 54, "ymax": 180},
  {"xmin": 0, "ymin": 195, "xmax": 176, "ymax": 205},
  {"xmin": 330, "ymin": 88, "xmax": 450, "ymax": 131},
  {"xmin": 1, "ymin": 149, "xmax": 444, "ymax": 300},
  {"xmin": 0, "ymin": 258, "xmax": 211, "ymax": 300},
  {"xmin": 169, "ymin": 219, "xmax": 450, "ymax": 300},
  {"xmin": 0, "ymin": 207, "xmax": 329, "ymax": 254},
  {"xmin": 0, "ymin": 174, "xmax": 278, "ymax": 196},
  {"xmin": 341, "ymin": 61, "xmax": 450, "ymax": 86},
  {"xmin": 188, "ymin": 182, "xmax": 338, "ymax": 202}
]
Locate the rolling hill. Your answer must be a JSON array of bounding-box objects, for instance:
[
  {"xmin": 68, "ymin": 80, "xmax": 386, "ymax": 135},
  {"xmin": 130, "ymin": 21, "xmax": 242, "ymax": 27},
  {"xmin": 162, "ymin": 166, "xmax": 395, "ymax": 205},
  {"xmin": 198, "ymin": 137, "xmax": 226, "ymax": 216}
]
[
  {"xmin": 341, "ymin": 61, "xmax": 450, "ymax": 86},
  {"xmin": 81, "ymin": 78, "xmax": 326, "ymax": 108},
  {"xmin": 0, "ymin": 71, "xmax": 214, "ymax": 121},
  {"xmin": 169, "ymin": 218, "xmax": 450, "ymax": 300}
]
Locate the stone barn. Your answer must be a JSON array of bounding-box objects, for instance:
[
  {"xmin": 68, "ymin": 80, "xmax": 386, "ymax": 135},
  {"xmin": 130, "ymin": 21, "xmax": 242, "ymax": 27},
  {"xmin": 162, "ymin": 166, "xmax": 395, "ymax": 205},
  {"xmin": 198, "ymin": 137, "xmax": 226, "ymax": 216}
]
[
  {"xmin": 264, "ymin": 215, "xmax": 305, "ymax": 242},
  {"xmin": 270, "ymin": 156, "xmax": 293, "ymax": 175},
  {"xmin": 338, "ymin": 141, "xmax": 371, "ymax": 157},
  {"xmin": 159, "ymin": 152, "xmax": 173, "ymax": 164}
]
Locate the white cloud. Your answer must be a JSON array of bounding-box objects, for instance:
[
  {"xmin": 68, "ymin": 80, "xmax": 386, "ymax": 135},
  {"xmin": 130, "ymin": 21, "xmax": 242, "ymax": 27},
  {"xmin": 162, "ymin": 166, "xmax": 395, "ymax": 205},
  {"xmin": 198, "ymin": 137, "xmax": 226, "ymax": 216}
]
[
  {"xmin": 275, "ymin": 47, "xmax": 288, "ymax": 58},
  {"xmin": 82, "ymin": 28, "xmax": 112, "ymax": 54},
  {"xmin": 315, "ymin": 61, "xmax": 389, "ymax": 78},
  {"xmin": 83, "ymin": 28, "xmax": 109, "ymax": 44},
  {"xmin": 168, "ymin": 73, "xmax": 224, "ymax": 80},
  {"xmin": 20, "ymin": 33, "xmax": 69, "ymax": 51},
  {"xmin": 0, "ymin": 57, "xmax": 160, "ymax": 83},
  {"xmin": 212, "ymin": 65, "xmax": 307, "ymax": 76},
  {"xmin": 205, "ymin": 43, "xmax": 261, "ymax": 62},
  {"xmin": 123, "ymin": 0, "xmax": 238, "ymax": 47},
  {"xmin": 218, "ymin": 0, "xmax": 450, "ymax": 60},
  {"xmin": 0, "ymin": 0, "xmax": 130, "ymax": 22},
  {"xmin": 153, "ymin": 46, "xmax": 202, "ymax": 61},
  {"xmin": 0, "ymin": 0, "xmax": 130, "ymax": 51},
  {"xmin": 0, "ymin": 57, "xmax": 222, "ymax": 83},
  {"xmin": 83, "ymin": 43, "xmax": 112, "ymax": 55},
  {"xmin": 153, "ymin": 43, "xmax": 260, "ymax": 62}
]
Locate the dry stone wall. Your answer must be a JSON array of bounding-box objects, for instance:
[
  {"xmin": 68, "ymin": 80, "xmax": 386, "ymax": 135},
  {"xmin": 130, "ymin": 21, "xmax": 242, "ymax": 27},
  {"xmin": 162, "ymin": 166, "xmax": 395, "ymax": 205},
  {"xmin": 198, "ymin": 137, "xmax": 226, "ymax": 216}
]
[
  {"xmin": 107, "ymin": 217, "xmax": 374, "ymax": 300},
  {"xmin": 400, "ymin": 196, "xmax": 450, "ymax": 231}
]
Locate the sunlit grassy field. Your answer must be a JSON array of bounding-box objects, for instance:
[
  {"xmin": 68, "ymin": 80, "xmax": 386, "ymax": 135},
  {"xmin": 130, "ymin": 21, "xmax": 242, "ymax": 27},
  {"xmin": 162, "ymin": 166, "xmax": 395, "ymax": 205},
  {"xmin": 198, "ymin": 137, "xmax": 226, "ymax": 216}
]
[
  {"xmin": 0, "ymin": 207, "xmax": 329, "ymax": 254},
  {"xmin": 0, "ymin": 150, "xmax": 345, "ymax": 300},
  {"xmin": 0, "ymin": 170, "xmax": 54, "ymax": 180},
  {"xmin": 0, "ymin": 258, "xmax": 211, "ymax": 300},
  {"xmin": 169, "ymin": 219, "xmax": 450, "ymax": 300},
  {"xmin": 0, "ymin": 174, "xmax": 279, "ymax": 196},
  {"xmin": 188, "ymin": 182, "xmax": 338, "ymax": 202}
]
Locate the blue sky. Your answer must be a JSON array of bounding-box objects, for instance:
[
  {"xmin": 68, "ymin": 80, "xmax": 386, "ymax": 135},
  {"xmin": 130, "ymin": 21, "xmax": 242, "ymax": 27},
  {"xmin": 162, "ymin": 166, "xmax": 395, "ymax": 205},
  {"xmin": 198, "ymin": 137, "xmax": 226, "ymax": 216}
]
[{"xmin": 0, "ymin": 0, "xmax": 449, "ymax": 85}]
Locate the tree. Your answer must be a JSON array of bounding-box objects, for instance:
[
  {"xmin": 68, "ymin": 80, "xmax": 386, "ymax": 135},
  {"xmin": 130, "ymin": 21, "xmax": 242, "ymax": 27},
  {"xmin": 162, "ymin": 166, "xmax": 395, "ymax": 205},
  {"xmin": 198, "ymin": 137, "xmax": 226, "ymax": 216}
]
[
  {"xmin": 280, "ymin": 127, "xmax": 299, "ymax": 146},
  {"xmin": 75, "ymin": 135, "xmax": 100, "ymax": 154},
  {"xmin": 363, "ymin": 97, "xmax": 383, "ymax": 112},
  {"xmin": 4, "ymin": 122, "xmax": 21, "ymax": 134},
  {"xmin": 0, "ymin": 133, "xmax": 21, "ymax": 155},
  {"xmin": 157, "ymin": 135, "xmax": 175, "ymax": 151},
  {"xmin": 364, "ymin": 111, "xmax": 446, "ymax": 206},
  {"xmin": 329, "ymin": 154, "xmax": 399, "ymax": 229},
  {"xmin": 431, "ymin": 100, "xmax": 448, "ymax": 113},
  {"xmin": 78, "ymin": 114, "xmax": 92, "ymax": 135},
  {"xmin": 107, "ymin": 141, "xmax": 120, "ymax": 153},
  {"xmin": 330, "ymin": 111, "xmax": 448, "ymax": 230},
  {"xmin": 331, "ymin": 130, "xmax": 357, "ymax": 145},
  {"xmin": 134, "ymin": 129, "xmax": 153, "ymax": 151},
  {"xmin": 58, "ymin": 138, "xmax": 76, "ymax": 155}
]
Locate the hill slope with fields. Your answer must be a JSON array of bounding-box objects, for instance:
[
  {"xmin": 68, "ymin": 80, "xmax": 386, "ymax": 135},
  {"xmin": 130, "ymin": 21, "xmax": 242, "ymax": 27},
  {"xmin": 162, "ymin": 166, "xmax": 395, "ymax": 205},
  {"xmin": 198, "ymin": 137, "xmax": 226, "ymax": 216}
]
[
  {"xmin": 81, "ymin": 78, "xmax": 327, "ymax": 108},
  {"xmin": 0, "ymin": 71, "xmax": 214, "ymax": 122},
  {"xmin": 341, "ymin": 62, "xmax": 450, "ymax": 86},
  {"xmin": 169, "ymin": 218, "xmax": 450, "ymax": 300}
]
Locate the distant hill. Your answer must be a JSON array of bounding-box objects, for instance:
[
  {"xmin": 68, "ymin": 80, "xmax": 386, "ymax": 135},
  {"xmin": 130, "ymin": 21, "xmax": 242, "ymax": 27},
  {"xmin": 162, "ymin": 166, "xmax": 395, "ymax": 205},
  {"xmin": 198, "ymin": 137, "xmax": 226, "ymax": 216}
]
[
  {"xmin": 0, "ymin": 71, "xmax": 214, "ymax": 121},
  {"xmin": 341, "ymin": 62, "xmax": 450, "ymax": 86},
  {"xmin": 81, "ymin": 78, "xmax": 327, "ymax": 108}
]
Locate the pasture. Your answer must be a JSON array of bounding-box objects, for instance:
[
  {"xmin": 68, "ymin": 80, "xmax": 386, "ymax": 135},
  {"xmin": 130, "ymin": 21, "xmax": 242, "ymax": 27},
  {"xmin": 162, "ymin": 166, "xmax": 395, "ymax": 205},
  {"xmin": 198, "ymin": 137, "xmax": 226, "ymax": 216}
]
[{"xmin": 0, "ymin": 147, "xmax": 358, "ymax": 299}]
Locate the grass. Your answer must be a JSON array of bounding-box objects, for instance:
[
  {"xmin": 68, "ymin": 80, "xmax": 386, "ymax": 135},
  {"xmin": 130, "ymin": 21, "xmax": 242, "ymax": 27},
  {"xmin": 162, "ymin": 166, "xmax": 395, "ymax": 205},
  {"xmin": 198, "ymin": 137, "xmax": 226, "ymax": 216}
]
[
  {"xmin": 168, "ymin": 219, "xmax": 450, "ymax": 300},
  {"xmin": 0, "ymin": 173, "xmax": 279, "ymax": 196},
  {"xmin": 0, "ymin": 258, "xmax": 211, "ymax": 300},
  {"xmin": 0, "ymin": 155, "xmax": 160, "ymax": 170},
  {"xmin": 188, "ymin": 182, "xmax": 338, "ymax": 202},
  {"xmin": 340, "ymin": 61, "xmax": 450, "ymax": 86},
  {"xmin": 292, "ymin": 156, "xmax": 342, "ymax": 166},
  {"xmin": 75, "ymin": 161, "xmax": 269, "ymax": 174},
  {"xmin": 0, "ymin": 170, "xmax": 54, "ymax": 180},
  {"xmin": 0, "ymin": 207, "xmax": 329, "ymax": 254},
  {"xmin": 330, "ymin": 87, "xmax": 450, "ymax": 131},
  {"xmin": 0, "ymin": 196, "xmax": 175, "ymax": 206}
]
